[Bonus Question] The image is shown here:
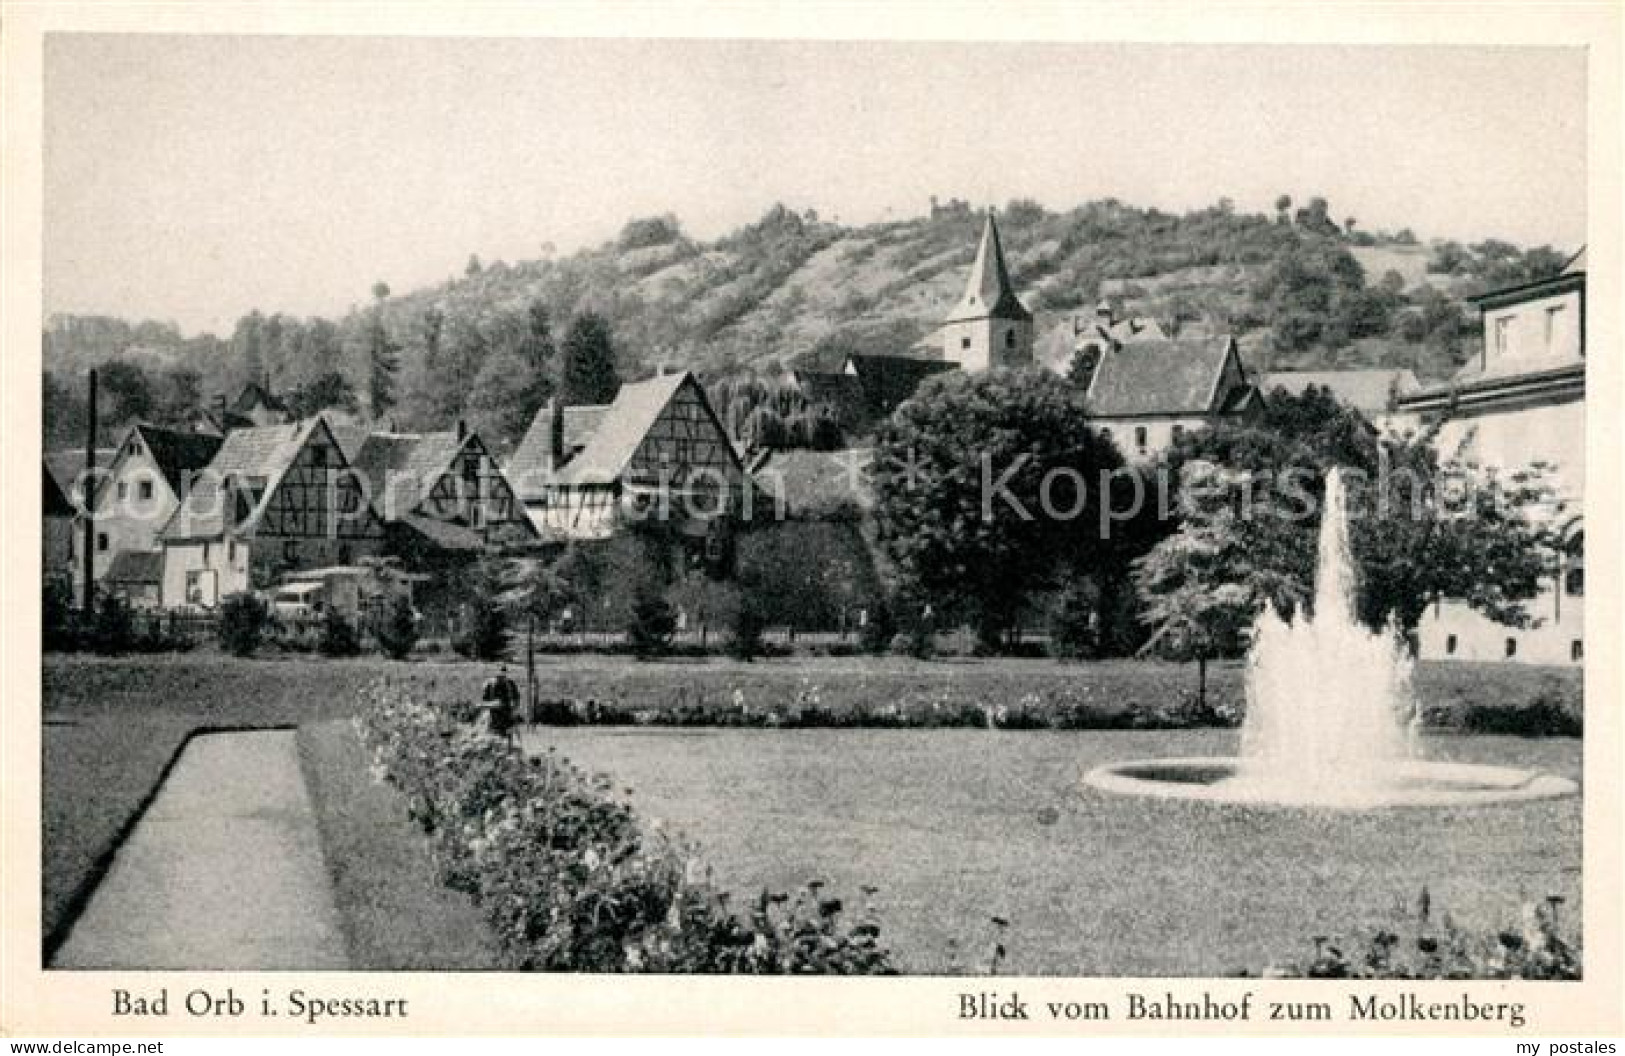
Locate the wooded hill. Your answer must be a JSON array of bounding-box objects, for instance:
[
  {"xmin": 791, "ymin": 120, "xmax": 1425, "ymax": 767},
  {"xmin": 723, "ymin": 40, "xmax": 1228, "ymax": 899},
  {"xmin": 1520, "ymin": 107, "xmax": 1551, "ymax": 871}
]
[{"xmin": 44, "ymin": 194, "xmax": 1570, "ymax": 449}]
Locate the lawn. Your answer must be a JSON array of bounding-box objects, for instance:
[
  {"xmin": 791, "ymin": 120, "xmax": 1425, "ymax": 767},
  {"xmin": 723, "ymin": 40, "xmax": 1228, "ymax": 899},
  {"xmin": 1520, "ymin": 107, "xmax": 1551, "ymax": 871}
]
[
  {"xmin": 41, "ymin": 652, "xmax": 1582, "ymax": 967},
  {"xmin": 523, "ymin": 726, "xmax": 1583, "ymax": 976}
]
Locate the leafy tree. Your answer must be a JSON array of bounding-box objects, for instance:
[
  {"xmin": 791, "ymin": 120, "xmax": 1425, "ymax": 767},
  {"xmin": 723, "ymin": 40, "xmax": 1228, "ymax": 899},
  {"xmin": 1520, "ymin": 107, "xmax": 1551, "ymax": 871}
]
[
  {"xmin": 231, "ymin": 310, "xmax": 267, "ymax": 389},
  {"xmin": 318, "ymin": 608, "xmax": 361, "ymax": 657},
  {"xmin": 43, "ymin": 371, "xmax": 90, "ymax": 446},
  {"xmin": 626, "ymin": 583, "xmax": 676, "ymax": 660},
  {"xmin": 218, "ymin": 592, "xmax": 270, "ymax": 657},
  {"xmin": 559, "ymin": 312, "xmax": 620, "ymax": 406},
  {"xmin": 618, "ymin": 214, "xmax": 683, "ymax": 249},
  {"xmin": 366, "ymin": 284, "xmax": 399, "ymax": 420},
  {"xmin": 871, "ymin": 368, "xmax": 1127, "ymax": 647},
  {"xmin": 97, "ymin": 359, "xmax": 155, "ymax": 424},
  {"xmin": 1047, "ymin": 578, "xmax": 1098, "ymax": 660},
  {"xmin": 465, "ymin": 255, "xmax": 483, "ymax": 277},
  {"xmin": 453, "ymin": 560, "xmax": 511, "ymax": 661},
  {"xmin": 286, "ymin": 371, "xmax": 359, "ymax": 419},
  {"xmin": 376, "ymin": 594, "xmax": 420, "ymax": 660}
]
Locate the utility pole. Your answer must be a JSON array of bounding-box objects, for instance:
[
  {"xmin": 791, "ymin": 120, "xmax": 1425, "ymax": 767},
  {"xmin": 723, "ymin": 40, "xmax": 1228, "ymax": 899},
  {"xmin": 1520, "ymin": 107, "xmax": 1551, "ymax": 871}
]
[{"xmin": 80, "ymin": 368, "xmax": 98, "ymax": 616}]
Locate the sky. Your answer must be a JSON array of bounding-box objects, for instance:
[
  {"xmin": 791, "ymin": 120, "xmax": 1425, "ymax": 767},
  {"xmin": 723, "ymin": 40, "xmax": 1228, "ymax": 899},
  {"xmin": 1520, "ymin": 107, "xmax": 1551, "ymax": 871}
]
[{"xmin": 44, "ymin": 35, "xmax": 1587, "ymax": 336}]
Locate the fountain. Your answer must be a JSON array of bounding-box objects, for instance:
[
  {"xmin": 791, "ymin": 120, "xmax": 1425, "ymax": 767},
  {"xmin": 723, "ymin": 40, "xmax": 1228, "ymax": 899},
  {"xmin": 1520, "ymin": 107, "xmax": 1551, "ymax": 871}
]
[{"xmin": 1083, "ymin": 468, "xmax": 1577, "ymax": 809}]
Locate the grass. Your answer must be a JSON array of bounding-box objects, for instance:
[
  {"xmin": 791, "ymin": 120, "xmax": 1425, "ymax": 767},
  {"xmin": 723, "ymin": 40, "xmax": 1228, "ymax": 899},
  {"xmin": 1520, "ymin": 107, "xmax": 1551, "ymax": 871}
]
[
  {"xmin": 41, "ymin": 652, "xmax": 1581, "ymax": 965},
  {"xmin": 526, "ymin": 726, "xmax": 1582, "ymax": 975},
  {"xmin": 295, "ymin": 721, "xmax": 505, "ymax": 970}
]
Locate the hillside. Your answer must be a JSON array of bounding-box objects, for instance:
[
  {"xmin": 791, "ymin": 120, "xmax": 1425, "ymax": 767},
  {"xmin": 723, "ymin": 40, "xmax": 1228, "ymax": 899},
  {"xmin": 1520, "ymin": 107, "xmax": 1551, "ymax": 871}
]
[{"xmin": 43, "ymin": 195, "xmax": 1572, "ymax": 448}]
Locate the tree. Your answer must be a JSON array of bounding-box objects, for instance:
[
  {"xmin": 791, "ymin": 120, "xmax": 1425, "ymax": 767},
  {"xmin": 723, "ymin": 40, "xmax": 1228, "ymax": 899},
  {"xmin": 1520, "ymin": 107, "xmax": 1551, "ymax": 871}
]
[
  {"xmin": 287, "ymin": 370, "xmax": 359, "ymax": 419},
  {"xmin": 559, "ymin": 312, "xmax": 620, "ymax": 406},
  {"xmin": 871, "ymin": 369, "xmax": 1128, "ymax": 647},
  {"xmin": 465, "ymin": 254, "xmax": 483, "ymax": 277},
  {"xmin": 453, "ymin": 560, "xmax": 511, "ymax": 661},
  {"xmin": 218, "ymin": 592, "xmax": 270, "ymax": 657},
  {"xmin": 376, "ymin": 594, "xmax": 420, "ymax": 660},
  {"xmin": 96, "ymin": 360, "xmax": 155, "ymax": 425},
  {"xmin": 318, "ymin": 608, "xmax": 361, "ymax": 657},
  {"xmin": 366, "ymin": 284, "xmax": 399, "ymax": 420},
  {"xmin": 156, "ymin": 366, "xmax": 203, "ymax": 427},
  {"xmin": 626, "ymin": 583, "xmax": 676, "ymax": 659},
  {"xmin": 1274, "ymin": 194, "xmax": 1293, "ymax": 223},
  {"xmin": 231, "ymin": 310, "xmax": 267, "ymax": 389}
]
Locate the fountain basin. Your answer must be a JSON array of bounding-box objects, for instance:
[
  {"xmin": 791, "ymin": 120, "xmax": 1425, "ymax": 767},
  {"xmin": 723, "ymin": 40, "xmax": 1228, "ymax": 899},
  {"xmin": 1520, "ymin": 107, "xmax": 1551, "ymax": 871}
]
[{"xmin": 1082, "ymin": 756, "xmax": 1578, "ymax": 809}]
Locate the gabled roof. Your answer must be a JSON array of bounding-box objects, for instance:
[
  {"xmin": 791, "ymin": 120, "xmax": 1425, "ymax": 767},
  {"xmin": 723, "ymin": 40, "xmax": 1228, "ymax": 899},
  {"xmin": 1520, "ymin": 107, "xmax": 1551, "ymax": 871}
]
[
  {"xmin": 750, "ymin": 448, "xmax": 874, "ymax": 516},
  {"xmin": 44, "ymin": 448, "xmax": 115, "ymax": 501},
  {"xmin": 1036, "ymin": 314, "xmax": 1168, "ymax": 373},
  {"xmin": 105, "ymin": 549, "xmax": 163, "ymax": 585},
  {"xmin": 561, "ymin": 372, "xmax": 703, "ymax": 486},
  {"xmin": 231, "ymin": 382, "xmax": 289, "ymax": 416},
  {"xmin": 1259, "ymin": 370, "xmax": 1419, "ymax": 414},
  {"xmin": 1563, "ymin": 245, "xmax": 1586, "ymax": 274},
  {"xmin": 44, "ymin": 466, "xmax": 75, "ymax": 518},
  {"xmin": 944, "ymin": 214, "xmax": 1032, "ymax": 324},
  {"xmin": 507, "ymin": 403, "xmax": 613, "ymax": 500},
  {"xmin": 1086, "ymin": 337, "xmax": 1245, "ymax": 417},
  {"xmin": 348, "ymin": 431, "xmax": 467, "ymax": 521},
  {"xmin": 159, "ymin": 417, "xmax": 331, "ymax": 542},
  {"xmin": 122, "ymin": 423, "xmax": 224, "ymax": 495}
]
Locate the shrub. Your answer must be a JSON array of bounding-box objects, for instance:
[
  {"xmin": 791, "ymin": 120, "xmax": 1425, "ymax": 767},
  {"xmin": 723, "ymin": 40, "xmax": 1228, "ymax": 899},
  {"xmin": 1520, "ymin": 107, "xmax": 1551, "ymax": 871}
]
[
  {"xmin": 453, "ymin": 598, "xmax": 509, "ymax": 661},
  {"xmin": 354, "ymin": 680, "xmax": 897, "ymax": 973},
  {"xmin": 626, "ymin": 590, "xmax": 676, "ymax": 660},
  {"xmin": 319, "ymin": 608, "xmax": 362, "ymax": 658},
  {"xmin": 43, "ymin": 580, "xmax": 78, "ymax": 651},
  {"xmin": 857, "ymin": 596, "xmax": 896, "ymax": 656},
  {"xmin": 1261, "ymin": 888, "xmax": 1579, "ymax": 980},
  {"xmin": 1048, "ymin": 581, "xmax": 1098, "ymax": 660},
  {"xmin": 726, "ymin": 597, "xmax": 767, "ymax": 662},
  {"xmin": 376, "ymin": 595, "xmax": 420, "ymax": 661},
  {"xmin": 89, "ymin": 594, "xmax": 136, "ymax": 655},
  {"xmin": 218, "ymin": 592, "xmax": 270, "ymax": 657}
]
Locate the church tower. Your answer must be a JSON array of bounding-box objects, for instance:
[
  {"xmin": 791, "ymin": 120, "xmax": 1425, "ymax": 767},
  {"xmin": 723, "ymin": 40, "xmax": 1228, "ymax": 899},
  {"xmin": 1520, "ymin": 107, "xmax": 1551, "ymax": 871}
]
[{"xmin": 941, "ymin": 212, "xmax": 1033, "ymax": 372}]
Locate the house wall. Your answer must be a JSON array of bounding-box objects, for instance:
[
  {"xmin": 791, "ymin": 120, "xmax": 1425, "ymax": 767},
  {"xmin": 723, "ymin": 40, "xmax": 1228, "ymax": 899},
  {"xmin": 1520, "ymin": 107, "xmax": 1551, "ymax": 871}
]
[
  {"xmin": 1478, "ymin": 288, "xmax": 1583, "ymax": 372},
  {"xmin": 942, "ymin": 317, "xmax": 1034, "ymax": 374},
  {"xmin": 525, "ymin": 488, "xmax": 619, "ymax": 540},
  {"xmin": 1416, "ymin": 580, "xmax": 1583, "ymax": 666},
  {"xmin": 72, "ymin": 433, "xmax": 181, "ymax": 596},
  {"xmin": 161, "ymin": 540, "xmax": 251, "ymax": 609},
  {"xmin": 1095, "ymin": 417, "xmax": 1212, "ymax": 462},
  {"xmin": 1429, "ymin": 397, "xmax": 1584, "ymax": 505}
]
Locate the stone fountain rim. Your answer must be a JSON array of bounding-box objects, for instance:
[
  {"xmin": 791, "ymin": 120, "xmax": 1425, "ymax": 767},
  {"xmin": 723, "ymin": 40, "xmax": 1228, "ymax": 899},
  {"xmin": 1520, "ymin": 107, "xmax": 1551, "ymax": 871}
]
[{"xmin": 1082, "ymin": 756, "xmax": 1579, "ymax": 810}]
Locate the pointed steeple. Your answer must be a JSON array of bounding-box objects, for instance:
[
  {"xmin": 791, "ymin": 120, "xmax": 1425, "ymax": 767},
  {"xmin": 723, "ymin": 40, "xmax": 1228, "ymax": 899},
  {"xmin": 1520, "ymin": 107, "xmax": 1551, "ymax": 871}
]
[{"xmin": 945, "ymin": 212, "xmax": 1031, "ymax": 324}]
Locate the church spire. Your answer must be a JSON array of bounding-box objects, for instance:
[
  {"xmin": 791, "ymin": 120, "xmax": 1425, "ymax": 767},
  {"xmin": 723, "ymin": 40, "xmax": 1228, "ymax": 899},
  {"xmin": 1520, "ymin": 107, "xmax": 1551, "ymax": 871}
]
[{"xmin": 946, "ymin": 211, "xmax": 1031, "ymax": 324}]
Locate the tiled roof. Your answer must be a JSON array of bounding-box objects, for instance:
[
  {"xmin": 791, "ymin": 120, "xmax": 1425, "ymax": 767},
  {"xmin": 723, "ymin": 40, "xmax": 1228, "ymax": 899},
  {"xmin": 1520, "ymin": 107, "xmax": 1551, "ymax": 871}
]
[
  {"xmin": 43, "ymin": 466, "xmax": 75, "ymax": 517},
  {"xmin": 844, "ymin": 354, "xmax": 958, "ymax": 415},
  {"xmin": 399, "ymin": 513, "xmax": 485, "ymax": 551},
  {"xmin": 560, "ymin": 373, "xmax": 692, "ymax": 486},
  {"xmin": 159, "ymin": 418, "xmax": 325, "ymax": 541},
  {"xmin": 751, "ymin": 448, "xmax": 873, "ymax": 516},
  {"xmin": 1259, "ymin": 370, "xmax": 1419, "ymax": 413},
  {"xmin": 349, "ymin": 431, "xmax": 465, "ymax": 521},
  {"xmin": 1086, "ymin": 337, "xmax": 1242, "ymax": 417},
  {"xmin": 129, "ymin": 424, "xmax": 223, "ymax": 494},
  {"xmin": 44, "ymin": 448, "xmax": 115, "ymax": 502},
  {"xmin": 508, "ymin": 403, "xmax": 613, "ymax": 500},
  {"xmin": 105, "ymin": 549, "xmax": 163, "ymax": 584},
  {"xmin": 1036, "ymin": 315, "xmax": 1168, "ymax": 373}
]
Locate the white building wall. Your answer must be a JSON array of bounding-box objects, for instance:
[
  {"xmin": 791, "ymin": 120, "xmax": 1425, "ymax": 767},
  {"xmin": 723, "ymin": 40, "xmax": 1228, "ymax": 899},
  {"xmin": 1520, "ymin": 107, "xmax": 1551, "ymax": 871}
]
[{"xmin": 1096, "ymin": 417, "xmax": 1211, "ymax": 462}]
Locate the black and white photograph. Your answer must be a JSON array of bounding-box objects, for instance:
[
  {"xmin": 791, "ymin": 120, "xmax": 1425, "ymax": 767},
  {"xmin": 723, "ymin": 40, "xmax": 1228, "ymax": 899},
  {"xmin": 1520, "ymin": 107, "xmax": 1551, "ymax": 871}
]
[{"xmin": 6, "ymin": 2, "xmax": 1621, "ymax": 1042}]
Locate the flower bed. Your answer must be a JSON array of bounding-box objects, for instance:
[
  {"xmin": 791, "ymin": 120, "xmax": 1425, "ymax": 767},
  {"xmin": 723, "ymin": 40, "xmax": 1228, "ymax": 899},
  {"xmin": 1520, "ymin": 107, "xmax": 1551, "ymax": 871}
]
[{"xmin": 354, "ymin": 679, "xmax": 897, "ymax": 973}]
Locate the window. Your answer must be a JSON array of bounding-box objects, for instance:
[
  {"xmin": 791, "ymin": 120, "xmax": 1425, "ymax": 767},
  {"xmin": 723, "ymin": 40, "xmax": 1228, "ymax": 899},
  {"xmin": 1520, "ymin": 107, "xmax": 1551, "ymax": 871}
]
[
  {"xmin": 96, "ymin": 532, "xmax": 109, "ymax": 552},
  {"xmin": 1005, "ymin": 329, "xmax": 1016, "ymax": 350},
  {"xmin": 310, "ymin": 446, "xmax": 328, "ymax": 468},
  {"xmin": 1134, "ymin": 426, "xmax": 1148, "ymax": 450},
  {"xmin": 117, "ymin": 482, "xmax": 128, "ymax": 500},
  {"xmin": 1099, "ymin": 427, "xmax": 1112, "ymax": 441},
  {"xmin": 1545, "ymin": 305, "xmax": 1564, "ymax": 352},
  {"xmin": 1565, "ymin": 567, "xmax": 1584, "ymax": 596},
  {"xmin": 1493, "ymin": 316, "xmax": 1512, "ymax": 356},
  {"xmin": 1445, "ymin": 634, "xmax": 1458, "ymax": 656},
  {"xmin": 228, "ymin": 540, "xmax": 236, "ymax": 565},
  {"xmin": 138, "ymin": 480, "xmax": 153, "ymax": 501},
  {"xmin": 1571, "ymin": 640, "xmax": 1583, "ymax": 662},
  {"xmin": 1504, "ymin": 637, "xmax": 1518, "ymax": 659},
  {"xmin": 1171, "ymin": 424, "xmax": 1184, "ymax": 443},
  {"xmin": 284, "ymin": 539, "xmax": 299, "ymax": 564},
  {"xmin": 961, "ymin": 336, "xmax": 972, "ymax": 351},
  {"xmin": 338, "ymin": 543, "xmax": 353, "ymax": 565}
]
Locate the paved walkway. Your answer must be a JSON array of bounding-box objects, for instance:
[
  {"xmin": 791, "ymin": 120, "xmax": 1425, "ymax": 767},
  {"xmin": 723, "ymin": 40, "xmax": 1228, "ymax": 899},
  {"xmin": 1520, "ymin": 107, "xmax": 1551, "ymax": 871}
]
[{"xmin": 53, "ymin": 730, "xmax": 349, "ymax": 970}]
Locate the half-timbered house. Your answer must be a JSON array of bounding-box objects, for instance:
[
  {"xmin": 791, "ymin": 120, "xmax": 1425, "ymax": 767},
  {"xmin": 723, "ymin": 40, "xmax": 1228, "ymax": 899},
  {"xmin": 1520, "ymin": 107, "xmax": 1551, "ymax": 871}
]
[
  {"xmin": 336, "ymin": 423, "xmax": 536, "ymax": 619},
  {"xmin": 157, "ymin": 416, "xmax": 384, "ymax": 609},
  {"xmin": 507, "ymin": 371, "xmax": 753, "ymax": 541}
]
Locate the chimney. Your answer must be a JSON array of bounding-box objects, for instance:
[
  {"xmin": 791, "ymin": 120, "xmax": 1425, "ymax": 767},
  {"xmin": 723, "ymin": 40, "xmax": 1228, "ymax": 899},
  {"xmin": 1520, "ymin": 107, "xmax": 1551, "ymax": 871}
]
[
  {"xmin": 547, "ymin": 397, "xmax": 565, "ymax": 470},
  {"xmin": 456, "ymin": 418, "xmax": 467, "ymax": 443},
  {"xmin": 1095, "ymin": 299, "xmax": 1115, "ymax": 327}
]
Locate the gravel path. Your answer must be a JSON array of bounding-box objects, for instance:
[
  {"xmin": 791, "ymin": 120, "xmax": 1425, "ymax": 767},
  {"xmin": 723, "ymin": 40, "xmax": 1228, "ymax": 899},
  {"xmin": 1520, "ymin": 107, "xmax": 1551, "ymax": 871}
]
[{"xmin": 52, "ymin": 730, "xmax": 349, "ymax": 970}]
